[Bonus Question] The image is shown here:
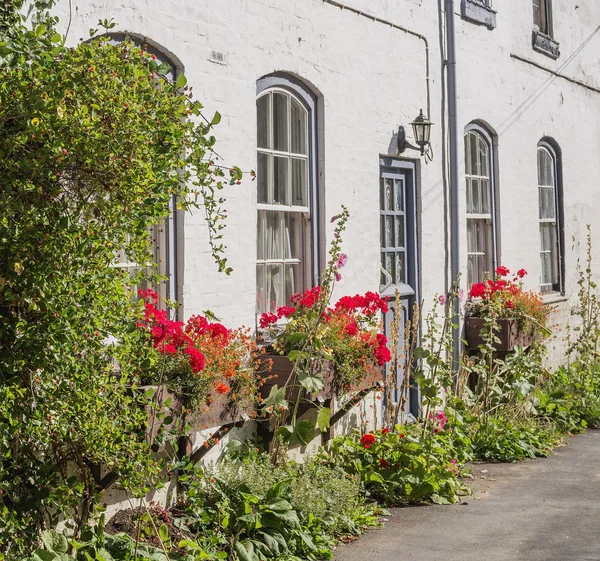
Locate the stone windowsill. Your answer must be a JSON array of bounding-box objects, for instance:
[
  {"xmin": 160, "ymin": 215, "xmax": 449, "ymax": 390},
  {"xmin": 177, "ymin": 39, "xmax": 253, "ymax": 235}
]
[
  {"xmin": 532, "ymin": 30, "xmax": 561, "ymax": 59},
  {"xmin": 461, "ymin": 0, "xmax": 497, "ymax": 30},
  {"xmin": 542, "ymin": 293, "xmax": 569, "ymax": 306}
]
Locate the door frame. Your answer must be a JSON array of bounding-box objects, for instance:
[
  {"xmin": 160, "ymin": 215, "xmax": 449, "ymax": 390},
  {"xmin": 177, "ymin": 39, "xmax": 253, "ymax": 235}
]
[{"xmin": 379, "ymin": 156, "xmax": 421, "ymax": 417}]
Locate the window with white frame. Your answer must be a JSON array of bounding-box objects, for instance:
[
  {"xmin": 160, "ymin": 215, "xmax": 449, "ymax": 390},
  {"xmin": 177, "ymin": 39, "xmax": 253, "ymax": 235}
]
[
  {"xmin": 107, "ymin": 33, "xmax": 180, "ymax": 311},
  {"xmin": 465, "ymin": 127, "xmax": 497, "ymax": 286},
  {"xmin": 537, "ymin": 143, "xmax": 562, "ymax": 292},
  {"xmin": 256, "ymin": 84, "xmax": 313, "ymax": 314},
  {"xmin": 380, "ymin": 172, "xmax": 407, "ymax": 287}
]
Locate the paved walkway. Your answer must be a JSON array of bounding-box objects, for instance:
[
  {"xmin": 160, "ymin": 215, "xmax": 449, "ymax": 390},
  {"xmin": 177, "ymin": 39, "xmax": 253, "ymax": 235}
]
[{"xmin": 335, "ymin": 430, "xmax": 600, "ymax": 561}]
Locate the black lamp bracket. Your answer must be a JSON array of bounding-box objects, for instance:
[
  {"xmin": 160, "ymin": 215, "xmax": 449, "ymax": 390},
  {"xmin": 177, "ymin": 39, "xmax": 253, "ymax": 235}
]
[{"xmin": 397, "ymin": 126, "xmax": 424, "ymax": 155}]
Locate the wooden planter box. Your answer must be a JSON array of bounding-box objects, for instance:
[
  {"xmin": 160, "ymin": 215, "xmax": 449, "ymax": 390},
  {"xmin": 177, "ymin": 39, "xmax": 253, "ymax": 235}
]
[
  {"xmin": 465, "ymin": 317, "xmax": 533, "ymax": 352},
  {"xmin": 193, "ymin": 394, "xmax": 254, "ymax": 429},
  {"xmin": 258, "ymin": 354, "xmax": 335, "ymax": 405}
]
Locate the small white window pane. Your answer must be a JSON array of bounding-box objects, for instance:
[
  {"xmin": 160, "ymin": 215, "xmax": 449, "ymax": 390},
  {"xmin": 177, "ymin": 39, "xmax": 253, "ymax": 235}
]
[
  {"xmin": 395, "ymin": 215, "xmax": 405, "ymax": 248},
  {"xmin": 292, "ymin": 158, "xmax": 307, "ymax": 206},
  {"xmin": 272, "ymin": 92, "xmax": 289, "ymax": 152},
  {"xmin": 471, "ymin": 179, "xmax": 481, "ymax": 214},
  {"xmin": 285, "ymin": 264, "xmax": 300, "ymax": 305},
  {"xmin": 478, "ymin": 254, "xmax": 489, "ymax": 280},
  {"xmin": 266, "ymin": 264, "xmax": 283, "ymax": 312},
  {"xmin": 467, "ymin": 254, "xmax": 476, "ymax": 286},
  {"xmin": 273, "ymin": 156, "xmax": 289, "ymax": 205},
  {"xmin": 481, "ymin": 179, "xmax": 490, "ymax": 214},
  {"xmin": 284, "ymin": 213, "xmax": 303, "ymax": 259},
  {"xmin": 464, "ymin": 135, "xmax": 471, "ymax": 176},
  {"xmin": 479, "ymin": 136, "xmax": 488, "ymax": 177},
  {"xmin": 470, "ymin": 133, "xmax": 479, "ymax": 176},
  {"xmin": 266, "ymin": 211, "xmax": 283, "ymax": 259},
  {"xmin": 290, "ymin": 97, "xmax": 307, "ymax": 155},
  {"xmin": 466, "ymin": 178, "xmax": 473, "ymax": 214},
  {"xmin": 257, "ymin": 152, "xmax": 270, "ymax": 204},
  {"xmin": 256, "ymin": 264, "xmax": 266, "ymax": 313},
  {"xmin": 257, "ymin": 211, "xmax": 266, "ymax": 260},
  {"xmin": 257, "ymin": 95, "xmax": 270, "ymax": 149}
]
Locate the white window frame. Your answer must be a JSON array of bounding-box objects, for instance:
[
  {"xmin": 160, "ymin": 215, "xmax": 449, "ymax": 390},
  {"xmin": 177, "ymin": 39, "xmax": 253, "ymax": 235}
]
[
  {"xmin": 255, "ymin": 76, "xmax": 318, "ymax": 316},
  {"xmin": 537, "ymin": 142, "xmax": 563, "ymax": 293},
  {"xmin": 464, "ymin": 124, "xmax": 498, "ymax": 287},
  {"xmin": 533, "ymin": 0, "xmax": 553, "ymax": 36}
]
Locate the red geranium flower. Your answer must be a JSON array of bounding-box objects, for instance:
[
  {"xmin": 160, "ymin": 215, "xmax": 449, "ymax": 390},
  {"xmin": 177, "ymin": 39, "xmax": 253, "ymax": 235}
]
[
  {"xmin": 381, "ymin": 427, "xmax": 390, "ymax": 435},
  {"xmin": 517, "ymin": 268, "xmax": 528, "ymax": 278},
  {"xmin": 469, "ymin": 282, "xmax": 486, "ymax": 298},
  {"xmin": 495, "ymin": 266, "xmax": 510, "ymax": 277},
  {"xmin": 360, "ymin": 433, "xmax": 376, "ymax": 449},
  {"xmin": 379, "ymin": 458, "xmax": 389, "ymax": 468}
]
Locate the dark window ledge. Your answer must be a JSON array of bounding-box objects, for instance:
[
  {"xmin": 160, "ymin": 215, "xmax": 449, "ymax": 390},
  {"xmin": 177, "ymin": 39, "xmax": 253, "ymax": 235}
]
[
  {"xmin": 532, "ymin": 30, "xmax": 560, "ymax": 59},
  {"xmin": 461, "ymin": 0, "xmax": 496, "ymax": 30}
]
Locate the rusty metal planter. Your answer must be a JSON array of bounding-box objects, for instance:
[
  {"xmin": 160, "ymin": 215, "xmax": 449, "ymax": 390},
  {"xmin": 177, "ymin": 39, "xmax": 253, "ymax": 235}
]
[{"xmin": 465, "ymin": 317, "xmax": 534, "ymax": 352}]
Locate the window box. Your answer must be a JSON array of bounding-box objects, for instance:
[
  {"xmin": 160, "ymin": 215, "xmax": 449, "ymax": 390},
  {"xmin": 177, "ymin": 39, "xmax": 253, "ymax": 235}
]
[
  {"xmin": 465, "ymin": 317, "xmax": 534, "ymax": 352},
  {"xmin": 258, "ymin": 354, "xmax": 335, "ymax": 406},
  {"xmin": 461, "ymin": 0, "xmax": 496, "ymax": 29},
  {"xmin": 532, "ymin": 30, "xmax": 560, "ymax": 59}
]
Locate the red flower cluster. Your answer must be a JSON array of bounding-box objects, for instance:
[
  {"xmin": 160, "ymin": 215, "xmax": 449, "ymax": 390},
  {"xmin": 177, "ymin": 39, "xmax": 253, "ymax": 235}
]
[
  {"xmin": 291, "ymin": 286, "xmax": 322, "ymax": 308},
  {"xmin": 360, "ymin": 433, "xmax": 376, "ymax": 449},
  {"xmin": 335, "ymin": 291, "xmax": 389, "ymax": 316},
  {"xmin": 373, "ymin": 333, "xmax": 391, "ymax": 366}
]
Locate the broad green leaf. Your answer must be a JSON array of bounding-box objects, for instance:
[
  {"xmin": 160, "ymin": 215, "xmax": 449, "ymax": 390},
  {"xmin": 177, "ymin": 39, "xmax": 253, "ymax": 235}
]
[
  {"xmin": 211, "ymin": 111, "xmax": 221, "ymax": 125},
  {"xmin": 316, "ymin": 407, "xmax": 331, "ymax": 432},
  {"xmin": 298, "ymin": 371, "xmax": 324, "ymax": 394},
  {"xmin": 158, "ymin": 523, "xmax": 169, "ymax": 542},
  {"xmin": 292, "ymin": 420, "xmax": 315, "ymax": 446},
  {"xmin": 41, "ymin": 530, "xmax": 69, "ymax": 554},
  {"xmin": 176, "ymin": 74, "xmax": 187, "ymax": 88}
]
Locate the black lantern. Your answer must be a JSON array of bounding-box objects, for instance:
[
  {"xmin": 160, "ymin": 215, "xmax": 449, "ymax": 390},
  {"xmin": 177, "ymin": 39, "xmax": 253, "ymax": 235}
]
[
  {"xmin": 411, "ymin": 109, "xmax": 433, "ymax": 155},
  {"xmin": 397, "ymin": 109, "xmax": 434, "ymax": 157}
]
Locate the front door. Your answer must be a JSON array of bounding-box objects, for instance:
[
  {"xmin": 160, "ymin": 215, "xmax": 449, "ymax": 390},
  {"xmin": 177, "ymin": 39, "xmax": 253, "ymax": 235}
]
[{"xmin": 379, "ymin": 157, "xmax": 419, "ymax": 419}]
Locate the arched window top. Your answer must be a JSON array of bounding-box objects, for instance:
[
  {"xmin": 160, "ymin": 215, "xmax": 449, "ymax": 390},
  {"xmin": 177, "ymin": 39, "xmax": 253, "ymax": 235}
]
[{"xmin": 103, "ymin": 32, "xmax": 184, "ymax": 80}]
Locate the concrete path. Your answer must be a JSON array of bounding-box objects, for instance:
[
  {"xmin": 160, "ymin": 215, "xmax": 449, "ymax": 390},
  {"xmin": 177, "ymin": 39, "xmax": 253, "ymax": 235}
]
[{"xmin": 335, "ymin": 430, "xmax": 600, "ymax": 561}]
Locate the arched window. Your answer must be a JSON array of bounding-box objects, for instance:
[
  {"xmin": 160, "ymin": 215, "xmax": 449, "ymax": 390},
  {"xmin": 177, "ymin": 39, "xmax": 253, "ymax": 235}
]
[
  {"xmin": 106, "ymin": 33, "xmax": 182, "ymax": 313},
  {"xmin": 255, "ymin": 75, "xmax": 317, "ymax": 315},
  {"xmin": 537, "ymin": 140, "xmax": 563, "ymax": 292},
  {"xmin": 464, "ymin": 124, "xmax": 498, "ymax": 286}
]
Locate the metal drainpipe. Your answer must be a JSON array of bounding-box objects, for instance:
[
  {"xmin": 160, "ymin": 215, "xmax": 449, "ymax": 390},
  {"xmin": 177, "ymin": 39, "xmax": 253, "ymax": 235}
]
[
  {"xmin": 321, "ymin": 0, "xmax": 431, "ymax": 120},
  {"xmin": 445, "ymin": 0, "xmax": 461, "ymax": 369}
]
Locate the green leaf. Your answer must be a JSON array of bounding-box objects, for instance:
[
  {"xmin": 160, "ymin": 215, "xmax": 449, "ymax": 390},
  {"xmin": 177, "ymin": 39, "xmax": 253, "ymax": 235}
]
[
  {"xmin": 368, "ymin": 471, "xmax": 385, "ymax": 483},
  {"xmin": 316, "ymin": 407, "xmax": 331, "ymax": 432},
  {"xmin": 158, "ymin": 523, "xmax": 169, "ymax": 542},
  {"xmin": 41, "ymin": 530, "xmax": 69, "ymax": 554},
  {"xmin": 234, "ymin": 541, "xmax": 258, "ymax": 561},
  {"xmin": 292, "ymin": 420, "xmax": 315, "ymax": 446},
  {"xmin": 211, "ymin": 111, "xmax": 221, "ymax": 126},
  {"xmin": 176, "ymin": 74, "xmax": 187, "ymax": 88},
  {"xmin": 298, "ymin": 371, "xmax": 324, "ymax": 394},
  {"xmin": 262, "ymin": 385, "xmax": 287, "ymax": 408}
]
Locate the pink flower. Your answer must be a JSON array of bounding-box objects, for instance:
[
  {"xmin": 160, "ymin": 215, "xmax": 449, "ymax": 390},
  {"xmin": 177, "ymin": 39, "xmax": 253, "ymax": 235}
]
[
  {"xmin": 335, "ymin": 272, "xmax": 342, "ymax": 282},
  {"xmin": 330, "ymin": 214, "xmax": 340, "ymax": 223},
  {"xmin": 438, "ymin": 294, "xmax": 447, "ymax": 306},
  {"xmin": 337, "ymin": 253, "xmax": 348, "ymax": 269}
]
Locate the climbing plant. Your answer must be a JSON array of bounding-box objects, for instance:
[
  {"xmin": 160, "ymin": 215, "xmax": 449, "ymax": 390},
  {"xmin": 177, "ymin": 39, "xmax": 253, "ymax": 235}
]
[{"xmin": 0, "ymin": 14, "xmax": 241, "ymax": 555}]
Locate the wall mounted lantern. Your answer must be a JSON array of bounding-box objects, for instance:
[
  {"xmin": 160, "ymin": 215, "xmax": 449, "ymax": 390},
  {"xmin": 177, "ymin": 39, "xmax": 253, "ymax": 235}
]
[{"xmin": 397, "ymin": 109, "xmax": 433, "ymax": 158}]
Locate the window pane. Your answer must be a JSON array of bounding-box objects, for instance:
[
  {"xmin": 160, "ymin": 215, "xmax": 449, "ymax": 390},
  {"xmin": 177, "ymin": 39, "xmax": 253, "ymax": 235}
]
[
  {"xmin": 284, "ymin": 213, "xmax": 303, "ymax": 259},
  {"xmin": 273, "ymin": 92, "xmax": 289, "ymax": 152},
  {"xmin": 466, "ymin": 178, "xmax": 473, "ymax": 214},
  {"xmin": 266, "ymin": 211, "xmax": 283, "ymax": 259},
  {"xmin": 290, "ymin": 97, "xmax": 307, "ymax": 155},
  {"xmin": 470, "ymin": 133, "xmax": 479, "ymax": 176},
  {"xmin": 273, "ymin": 156, "xmax": 289, "ymax": 205},
  {"xmin": 478, "ymin": 254, "xmax": 490, "ymax": 281},
  {"xmin": 385, "ymin": 216, "xmax": 394, "ymax": 247},
  {"xmin": 481, "ymin": 179, "xmax": 490, "ymax": 214},
  {"xmin": 257, "ymin": 94, "xmax": 270, "ymax": 149},
  {"xmin": 292, "ymin": 158, "xmax": 307, "ymax": 206},
  {"xmin": 467, "ymin": 254, "xmax": 476, "ymax": 286},
  {"xmin": 386, "ymin": 253, "xmax": 394, "ymax": 284},
  {"xmin": 539, "ymin": 187, "xmax": 555, "ymax": 219},
  {"xmin": 266, "ymin": 264, "xmax": 283, "ymax": 312},
  {"xmin": 396, "ymin": 253, "xmax": 405, "ymax": 285},
  {"xmin": 395, "ymin": 215, "xmax": 405, "ymax": 248},
  {"xmin": 464, "ymin": 135, "xmax": 471, "ymax": 176},
  {"xmin": 257, "ymin": 211, "xmax": 266, "ymax": 259},
  {"xmin": 467, "ymin": 219, "xmax": 476, "ymax": 253},
  {"xmin": 471, "ymin": 179, "xmax": 480, "ymax": 214},
  {"xmin": 257, "ymin": 152, "xmax": 270, "ymax": 204},
  {"xmin": 395, "ymin": 179, "xmax": 404, "ymax": 211},
  {"xmin": 256, "ymin": 264, "xmax": 266, "ymax": 313},
  {"xmin": 478, "ymin": 136, "xmax": 488, "ymax": 177},
  {"xmin": 384, "ymin": 179, "xmax": 393, "ymax": 211},
  {"xmin": 284, "ymin": 264, "xmax": 300, "ymax": 305}
]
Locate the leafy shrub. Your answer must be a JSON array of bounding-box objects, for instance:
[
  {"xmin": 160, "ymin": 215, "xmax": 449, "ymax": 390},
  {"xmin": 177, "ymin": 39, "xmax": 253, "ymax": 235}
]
[{"xmin": 324, "ymin": 427, "xmax": 468, "ymax": 505}]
